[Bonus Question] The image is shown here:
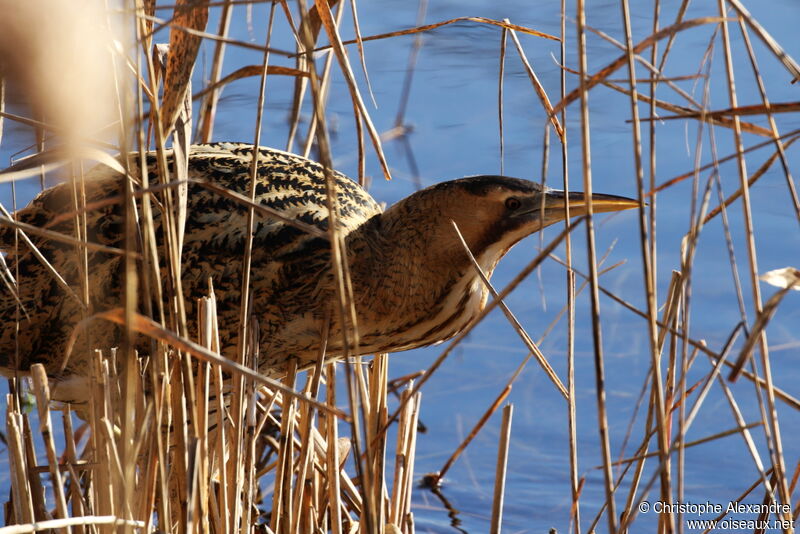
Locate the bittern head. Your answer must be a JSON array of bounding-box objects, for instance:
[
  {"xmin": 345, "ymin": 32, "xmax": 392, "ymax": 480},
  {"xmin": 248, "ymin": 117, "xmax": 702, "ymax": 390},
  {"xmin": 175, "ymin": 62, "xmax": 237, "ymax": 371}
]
[
  {"xmin": 402, "ymin": 175, "xmax": 639, "ymax": 274},
  {"xmin": 348, "ymin": 175, "xmax": 640, "ymax": 353}
]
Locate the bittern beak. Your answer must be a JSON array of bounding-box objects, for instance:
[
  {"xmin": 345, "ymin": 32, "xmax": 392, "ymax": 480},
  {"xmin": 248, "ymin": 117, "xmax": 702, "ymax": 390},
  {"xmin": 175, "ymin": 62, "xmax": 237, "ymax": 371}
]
[
  {"xmin": 538, "ymin": 190, "xmax": 640, "ymax": 219},
  {"xmin": 509, "ymin": 189, "xmax": 638, "ymax": 231}
]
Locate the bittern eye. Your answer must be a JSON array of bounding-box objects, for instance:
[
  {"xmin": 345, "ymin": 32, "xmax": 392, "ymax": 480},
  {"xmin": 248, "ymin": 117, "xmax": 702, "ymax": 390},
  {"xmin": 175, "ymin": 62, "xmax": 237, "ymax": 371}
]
[{"xmin": 505, "ymin": 197, "xmax": 521, "ymax": 211}]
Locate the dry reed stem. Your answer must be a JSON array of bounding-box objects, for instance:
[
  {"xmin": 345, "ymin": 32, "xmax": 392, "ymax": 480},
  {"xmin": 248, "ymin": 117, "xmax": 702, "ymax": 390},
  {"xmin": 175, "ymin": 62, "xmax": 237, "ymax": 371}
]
[
  {"xmin": 433, "ymin": 383, "xmax": 510, "ymax": 486},
  {"xmin": 618, "ymin": 314, "xmax": 767, "ymax": 529},
  {"xmin": 555, "ymin": 258, "xmax": 800, "ymax": 411},
  {"xmin": 5, "ymin": 397, "xmax": 34, "ymax": 525},
  {"xmin": 293, "ymin": 8, "xmax": 372, "ymax": 534},
  {"xmin": 309, "ymin": 16, "xmax": 558, "ymax": 55},
  {"xmin": 714, "ymin": 0, "xmax": 792, "ymax": 521},
  {"xmin": 649, "ymin": 101, "xmax": 800, "ymax": 121},
  {"xmin": 389, "ymin": 384, "xmax": 419, "ymax": 530},
  {"xmin": 138, "ymin": 12, "xmax": 294, "ymax": 57},
  {"xmin": 452, "ymin": 220, "xmax": 567, "ymax": 397},
  {"xmin": 347, "ymin": 0, "xmax": 376, "ymax": 109},
  {"xmin": 281, "ymin": 0, "xmax": 316, "ymax": 156},
  {"xmin": 0, "ymin": 204, "xmax": 84, "ymax": 307},
  {"xmin": 3, "ymin": 1, "xmax": 799, "ymax": 532},
  {"xmin": 20, "ymin": 415, "xmax": 48, "ymax": 524},
  {"xmin": 59, "ymin": 410, "xmax": 83, "ymax": 531},
  {"xmin": 574, "ymin": 0, "xmax": 617, "ymax": 529},
  {"xmin": 193, "ymin": 64, "xmax": 310, "ymax": 101},
  {"xmin": 558, "ymin": 61, "xmax": 773, "ymax": 137},
  {"xmin": 735, "ymin": 21, "xmax": 800, "ymax": 222},
  {"xmin": 0, "ymin": 217, "xmax": 132, "ymax": 258},
  {"xmin": 651, "ymin": 129, "xmax": 800, "ymax": 194},
  {"xmin": 0, "ymin": 516, "xmax": 146, "ymax": 533},
  {"xmin": 380, "ymin": 217, "xmax": 584, "ymax": 438},
  {"xmin": 196, "ymin": 0, "xmax": 234, "ymax": 143},
  {"xmin": 703, "ymin": 136, "xmax": 800, "ymax": 224},
  {"xmin": 0, "ymin": 112, "xmax": 119, "ymax": 144},
  {"xmin": 161, "ymin": 0, "xmax": 207, "ymax": 135},
  {"xmin": 581, "ymin": 22, "xmax": 703, "ymax": 111},
  {"xmin": 300, "ymin": 1, "xmax": 348, "ymax": 163},
  {"xmin": 498, "ymin": 25, "xmax": 507, "ymax": 176},
  {"xmin": 326, "ymin": 364, "xmax": 344, "ymax": 534},
  {"xmin": 618, "ymin": 0, "xmax": 673, "ymax": 527},
  {"xmin": 701, "ymin": 471, "xmax": 778, "ymax": 534},
  {"xmin": 725, "ymin": 0, "xmax": 800, "ymax": 81},
  {"xmin": 608, "ymin": 416, "xmax": 762, "ymax": 464},
  {"xmin": 554, "ymin": 16, "xmax": 729, "ymax": 116},
  {"xmin": 711, "ymin": 357, "xmax": 776, "ymax": 506},
  {"xmin": 736, "ymin": 282, "xmax": 800, "ymax": 372},
  {"xmin": 64, "ymin": 308, "xmax": 344, "ymax": 417},
  {"xmin": 489, "ymin": 404, "xmax": 512, "ymax": 534},
  {"xmin": 29, "ymin": 366, "xmax": 70, "ymax": 527},
  {"xmin": 0, "ymin": 77, "xmax": 4, "ymax": 146},
  {"xmin": 229, "ymin": 9, "xmax": 277, "ymax": 528},
  {"xmin": 556, "ymin": 0, "xmax": 580, "ymax": 529},
  {"xmin": 313, "ymin": 0, "xmax": 391, "ymax": 182},
  {"xmin": 507, "ymin": 25, "xmax": 563, "ymax": 140}
]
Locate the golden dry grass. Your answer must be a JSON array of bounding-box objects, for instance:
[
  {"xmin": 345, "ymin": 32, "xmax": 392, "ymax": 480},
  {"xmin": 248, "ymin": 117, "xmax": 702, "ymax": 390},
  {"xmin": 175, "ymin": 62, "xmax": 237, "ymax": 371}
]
[{"xmin": 0, "ymin": 0, "xmax": 798, "ymax": 533}]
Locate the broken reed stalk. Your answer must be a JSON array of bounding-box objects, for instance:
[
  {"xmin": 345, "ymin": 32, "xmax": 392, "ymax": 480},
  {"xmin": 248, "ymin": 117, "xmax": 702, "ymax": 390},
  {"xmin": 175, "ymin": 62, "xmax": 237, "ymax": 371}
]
[
  {"xmin": 489, "ymin": 404, "xmax": 512, "ymax": 534},
  {"xmin": 3, "ymin": 306, "xmax": 422, "ymax": 532}
]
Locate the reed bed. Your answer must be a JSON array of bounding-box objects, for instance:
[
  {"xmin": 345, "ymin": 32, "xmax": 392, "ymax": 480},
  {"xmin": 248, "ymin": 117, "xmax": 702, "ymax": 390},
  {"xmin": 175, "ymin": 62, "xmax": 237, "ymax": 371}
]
[{"xmin": 0, "ymin": 0, "xmax": 798, "ymax": 532}]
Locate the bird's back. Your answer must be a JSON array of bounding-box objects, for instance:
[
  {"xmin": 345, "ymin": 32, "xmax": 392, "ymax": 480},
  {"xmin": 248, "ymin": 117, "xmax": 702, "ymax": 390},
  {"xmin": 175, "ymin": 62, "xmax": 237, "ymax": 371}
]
[{"xmin": 0, "ymin": 143, "xmax": 382, "ymax": 385}]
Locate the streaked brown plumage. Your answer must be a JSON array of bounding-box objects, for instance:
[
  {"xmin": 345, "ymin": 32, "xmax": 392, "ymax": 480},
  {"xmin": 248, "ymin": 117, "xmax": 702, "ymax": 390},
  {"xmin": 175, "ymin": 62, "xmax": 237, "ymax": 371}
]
[{"xmin": 0, "ymin": 143, "xmax": 637, "ymax": 405}]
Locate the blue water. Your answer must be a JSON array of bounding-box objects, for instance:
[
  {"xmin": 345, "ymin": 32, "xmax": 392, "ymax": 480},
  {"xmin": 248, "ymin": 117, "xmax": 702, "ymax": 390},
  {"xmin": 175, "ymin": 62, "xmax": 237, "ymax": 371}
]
[{"xmin": 2, "ymin": 0, "xmax": 799, "ymax": 532}]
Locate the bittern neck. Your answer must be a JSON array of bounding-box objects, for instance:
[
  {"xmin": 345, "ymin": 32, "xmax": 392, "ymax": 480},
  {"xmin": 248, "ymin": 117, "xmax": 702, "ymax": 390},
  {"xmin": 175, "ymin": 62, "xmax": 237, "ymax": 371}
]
[{"xmin": 345, "ymin": 201, "xmax": 490, "ymax": 352}]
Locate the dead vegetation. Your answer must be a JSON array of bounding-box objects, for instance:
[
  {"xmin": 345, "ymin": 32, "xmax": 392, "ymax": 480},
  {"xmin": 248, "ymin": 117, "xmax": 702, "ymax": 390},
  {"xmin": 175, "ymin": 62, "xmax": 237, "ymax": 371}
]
[{"xmin": 0, "ymin": 0, "xmax": 798, "ymax": 532}]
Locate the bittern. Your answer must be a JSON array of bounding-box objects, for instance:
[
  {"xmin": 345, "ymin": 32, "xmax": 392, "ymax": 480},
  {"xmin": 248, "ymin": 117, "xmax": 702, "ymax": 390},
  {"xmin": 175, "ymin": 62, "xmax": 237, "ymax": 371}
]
[{"xmin": 0, "ymin": 143, "xmax": 637, "ymax": 405}]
